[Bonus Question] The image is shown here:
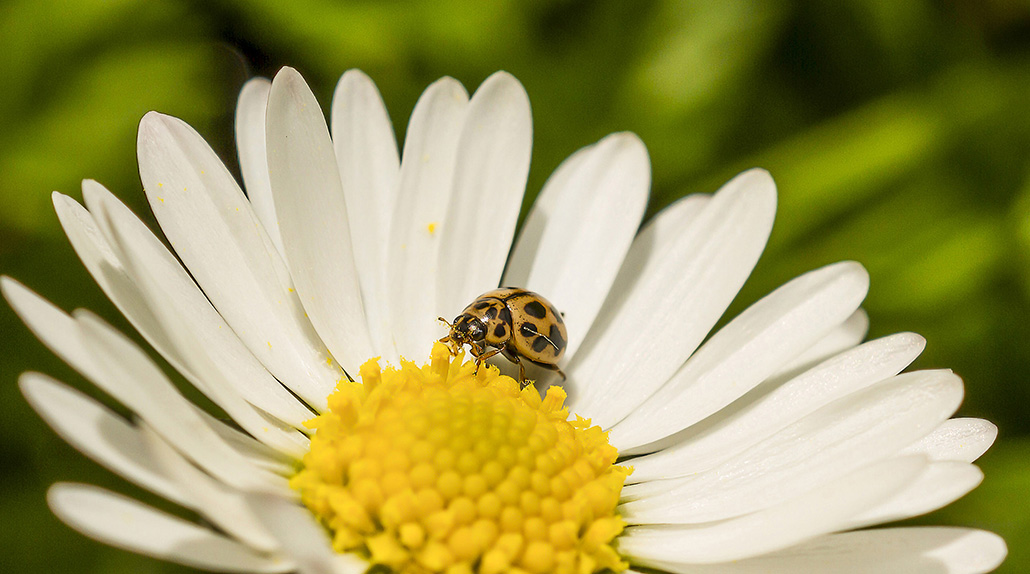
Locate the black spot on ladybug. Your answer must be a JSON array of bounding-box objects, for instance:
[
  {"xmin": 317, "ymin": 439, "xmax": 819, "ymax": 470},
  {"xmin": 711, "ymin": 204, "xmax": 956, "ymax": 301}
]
[
  {"xmin": 484, "ymin": 306, "xmax": 499, "ymax": 320},
  {"xmin": 498, "ymin": 307, "xmax": 512, "ymax": 325},
  {"xmin": 520, "ymin": 323, "xmax": 538, "ymax": 338},
  {"xmin": 549, "ymin": 305, "xmax": 561, "ymax": 318},
  {"xmin": 494, "ymin": 324, "xmax": 507, "ymax": 338},
  {"xmin": 474, "ymin": 301, "xmax": 491, "ymax": 310},
  {"xmin": 524, "ymin": 300, "xmax": 547, "ymax": 319},
  {"xmin": 532, "ymin": 336, "xmax": 549, "ymax": 353},
  {"xmin": 549, "ymin": 324, "xmax": 565, "ymax": 355}
]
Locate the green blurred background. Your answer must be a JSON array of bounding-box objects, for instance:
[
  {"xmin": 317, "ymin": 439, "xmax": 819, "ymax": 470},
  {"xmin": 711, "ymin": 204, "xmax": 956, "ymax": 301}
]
[{"xmin": 1, "ymin": 0, "xmax": 1028, "ymax": 572}]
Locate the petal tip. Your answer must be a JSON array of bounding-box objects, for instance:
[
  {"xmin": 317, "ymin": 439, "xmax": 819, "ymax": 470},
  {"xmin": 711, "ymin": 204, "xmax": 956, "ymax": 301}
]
[
  {"xmin": 426, "ymin": 76, "xmax": 469, "ymax": 102},
  {"xmin": 237, "ymin": 77, "xmax": 272, "ymax": 110},
  {"xmin": 0, "ymin": 275, "xmax": 37, "ymax": 310},
  {"xmin": 136, "ymin": 111, "xmax": 183, "ymax": 151},
  {"xmin": 721, "ymin": 168, "xmax": 778, "ymax": 219},
  {"xmin": 269, "ymin": 66, "xmax": 323, "ymax": 121},
  {"xmin": 898, "ymin": 331, "xmax": 928, "ymax": 351},
  {"xmin": 17, "ymin": 371, "xmax": 54, "ymax": 403},
  {"xmin": 52, "ymin": 190, "xmax": 74, "ymax": 207},
  {"xmin": 834, "ymin": 260, "xmax": 871, "ymax": 285},
  {"xmin": 80, "ymin": 179, "xmax": 112, "ymax": 206},
  {"xmin": 0, "ymin": 275, "xmax": 22, "ymax": 299},
  {"xmin": 138, "ymin": 110, "xmax": 171, "ymax": 132},
  {"xmin": 271, "ymin": 66, "xmax": 309, "ymax": 94},
  {"xmin": 475, "ymin": 70, "xmax": 530, "ymax": 108},
  {"xmin": 340, "ymin": 68, "xmax": 373, "ymax": 85},
  {"xmin": 240, "ymin": 76, "xmax": 272, "ymax": 93},
  {"xmin": 604, "ymin": 131, "xmax": 649, "ymax": 158}
]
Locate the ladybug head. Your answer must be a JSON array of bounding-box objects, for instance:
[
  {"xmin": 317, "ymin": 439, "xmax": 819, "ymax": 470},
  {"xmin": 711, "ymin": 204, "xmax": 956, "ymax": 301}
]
[
  {"xmin": 438, "ymin": 313, "xmax": 487, "ymax": 355},
  {"xmin": 450, "ymin": 314, "xmax": 486, "ymax": 344}
]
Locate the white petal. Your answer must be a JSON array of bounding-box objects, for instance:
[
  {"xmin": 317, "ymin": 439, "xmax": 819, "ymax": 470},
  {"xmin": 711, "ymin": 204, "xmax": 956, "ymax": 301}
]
[
  {"xmin": 137, "ymin": 111, "xmax": 341, "ymax": 408},
  {"xmin": 193, "ymin": 407, "xmax": 296, "ymax": 476},
  {"xmin": 236, "ymin": 77, "xmax": 285, "ymax": 257},
  {"xmin": 51, "ymin": 192, "xmax": 177, "ymax": 373},
  {"xmin": 643, "ymin": 527, "xmax": 1006, "ymax": 574},
  {"xmin": 501, "ymin": 140, "xmax": 591, "ymax": 289},
  {"xmin": 2, "ymin": 277, "xmax": 105, "ymax": 381},
  {"xmin": 245, "ymin": 493, "xmax": 368, "ymax": 574},
  {"xmin": 82, "ymin": 181, "xmax": 314, "ymax": 431},
  {"xmin": 266, "ymin": 67, "xmax": 374, "ymax": 369},
  {"xmin": 58, "ymin": 186, "xmax": 202, "ymax": 395},
  {"xmin": 141, "ymin": 425, "xmax": 279, "ymax": 553},
  {"xmin": 331, "ymin": 69, "xmax": 400, "ymax": 356},
  {"xmin": 75, "ymin": 310, "xmax": 287, "ymax": 492},
  {"xmin": 3, "ymin": 278, "xmax": 301, "ymax": 473},
  {"xmin": 612, "ymin": 260, "xmax": 870, "ymax": 453},
  {"xmin": 19, "ymin": 373, "xmax": 189, "ymax": 507},
  {"xmin": 563, "ymin": 189, "xmax": 711, "ymax": 366},
  {"xmin": 901, "ymin": 418, "xmax": 998, "ymax": 463},
  {"xmin": 503, "ymin": 132, "xmax": 650, "ymax": 359},
  {"xmin": 768, "ymin": 308, "xmax": 869, "ymax": 382},
  {"xmin": 91, "ymin": 193, "xmax": 311, "ymax": 457},
  {"xmin": 567, "ymin": 169, "xmax": 776, "ymax": 424},
  {"xmin": 436, "ymin": 72, "xmax": 532, "ymax": 317},
  {"xmin": 621, "ymin": 369, "xmax": 963, "ymax": 524},
  {"xmin": 844, "ymin": 461, "xmax": 984, "ymax": 529},
  {"xmin": 617, "ymin": 455, "xmax": 927, "ymax": 566},
  {"xmin": 331, "ymin": 69, "xmax": 399, "ymax": 232},
  {"xmin": 48, "ymin": 483, "xmax": 292, "ymax": 573},
  {"xmin": 626, "ymin": 332, "xmax": 925, "ymax": 482},
  {"xmin": 24, "ymin": 371, "xmax": 291, "ymax": 551},
  {"xmin": 386, "ymin": 77, "xmax": 469, "ymax": 361}
]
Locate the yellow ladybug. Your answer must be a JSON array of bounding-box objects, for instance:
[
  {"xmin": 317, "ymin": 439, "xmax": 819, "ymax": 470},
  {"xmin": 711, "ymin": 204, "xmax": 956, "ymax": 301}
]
[{"xmin": 439, "ymin": 287, "xmax": 567, "ymax": 385}]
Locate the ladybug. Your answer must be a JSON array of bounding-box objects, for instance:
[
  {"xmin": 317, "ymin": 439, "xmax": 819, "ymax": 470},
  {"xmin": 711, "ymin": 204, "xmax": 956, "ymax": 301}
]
[{"xmin": 439, "ymin": 287, "xmax": 567, "ymax": 385}]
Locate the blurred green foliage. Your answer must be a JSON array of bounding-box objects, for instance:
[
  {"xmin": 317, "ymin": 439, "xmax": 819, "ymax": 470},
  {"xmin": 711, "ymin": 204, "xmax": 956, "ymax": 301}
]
[{"xmin": 2, "ymin": 0, "xmax": 1029, "ymax": 572}]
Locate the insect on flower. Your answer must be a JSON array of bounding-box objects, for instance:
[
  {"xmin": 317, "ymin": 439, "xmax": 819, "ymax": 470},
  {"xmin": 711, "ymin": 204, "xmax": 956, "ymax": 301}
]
[{"xmin": 439, "ymin": 287, "xmax": 567, "ymax": 384}]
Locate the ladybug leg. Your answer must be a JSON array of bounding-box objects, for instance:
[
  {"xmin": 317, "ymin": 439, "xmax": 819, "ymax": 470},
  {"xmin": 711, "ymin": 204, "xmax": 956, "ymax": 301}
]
[
  {"xmin": 473, "ymin": 346, "xmax": 502, "ymax": 374},
  {"xmin": 501, "ymin": 345, "xmax": 528, "ymax": 386},
  {"xmin": 530, "ymin": 360, "xmax": 567, "ymax": 382}
]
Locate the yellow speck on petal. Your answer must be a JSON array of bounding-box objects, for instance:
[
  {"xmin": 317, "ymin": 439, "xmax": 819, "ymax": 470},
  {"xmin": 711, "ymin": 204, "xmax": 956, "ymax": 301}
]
[
  {"xmin": 292, "ymin": 343, "xmax": 630, "ymax": 574},
  {"xmin": 267, "ymin": 341, "xmax": 272, "ymax": 349},
  {"xmin": 157, "ymin": 182, "xmax": 163, "ymax": 188},
  {"xmin": 157, "ymin": 197, "xmax": 165, "ymax": 203},
  {"xmin": 427, "ymin": 222, "xmax": 438, "ymax": 235},
  {"xmin": 288, "ymin": 287, "xmax": 295, "ymax": 293}
]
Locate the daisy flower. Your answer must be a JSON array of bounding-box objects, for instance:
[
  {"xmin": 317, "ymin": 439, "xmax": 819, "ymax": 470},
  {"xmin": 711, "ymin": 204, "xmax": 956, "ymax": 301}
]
[{"xmin": 3, "ymin": 67, "xmax": 1008, "ymax": 574}]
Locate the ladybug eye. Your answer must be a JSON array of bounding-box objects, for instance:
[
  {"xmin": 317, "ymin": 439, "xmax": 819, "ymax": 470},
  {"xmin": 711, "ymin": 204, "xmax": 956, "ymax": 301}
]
[{"xmin": 467, "ymin": 319, "xmax": 486, "ymax": 341}]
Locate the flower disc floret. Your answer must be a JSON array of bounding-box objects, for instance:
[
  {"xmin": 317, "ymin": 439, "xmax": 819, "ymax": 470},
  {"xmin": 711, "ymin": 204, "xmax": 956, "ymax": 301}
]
[{"xmin": 292, "ymin": 342, "xmax": 631, "ymax": 574}]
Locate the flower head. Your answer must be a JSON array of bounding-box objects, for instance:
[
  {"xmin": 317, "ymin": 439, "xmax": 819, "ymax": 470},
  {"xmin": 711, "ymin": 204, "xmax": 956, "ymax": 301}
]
[{"xmin": 4, "ymin": 67, "xmax": 1007, "ymax": 573}]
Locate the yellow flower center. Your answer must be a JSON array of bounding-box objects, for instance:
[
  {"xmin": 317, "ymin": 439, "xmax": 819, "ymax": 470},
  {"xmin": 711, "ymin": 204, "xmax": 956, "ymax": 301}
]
[{"xmin": 291, "ymin": 342, "xmax": 631, "ymax": 574}]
